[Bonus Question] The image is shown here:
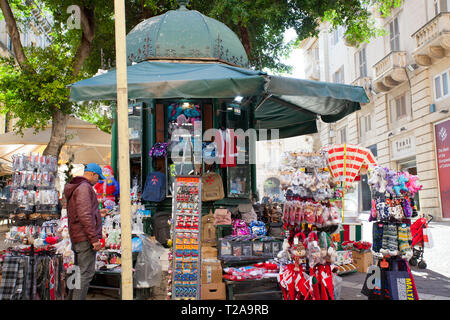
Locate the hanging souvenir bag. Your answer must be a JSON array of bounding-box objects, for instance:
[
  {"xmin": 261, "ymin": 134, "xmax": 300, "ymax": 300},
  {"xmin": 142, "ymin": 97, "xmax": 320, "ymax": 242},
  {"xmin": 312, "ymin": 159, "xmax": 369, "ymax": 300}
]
[
  {"xmin": 385, "ymin": 258, "xmax": 419, "ymax": 300},
  {"xmin": 239, "ymin": 203, "xmax": 257, "ymax": 224},
  {"xmin": 141, "ymin": 171, "xmax": 166, "ymax": 202},
  {"xmin": 201, "ymin": 172, "xmax": 224, "ymax": 201},
  {"xmin": 423, "ymin": 225, "xmax": 433, "ymax": 249},
  {"xmin": 213, "ymin": 208, "xmax": 231, "ymax": 226},
  {"xmin": 232, "ymin": 219, "xmax": 250, "ymax": 236},
  {"xmin": 201, "ymin": 211, "xmax": 217, "ymax": 246}
]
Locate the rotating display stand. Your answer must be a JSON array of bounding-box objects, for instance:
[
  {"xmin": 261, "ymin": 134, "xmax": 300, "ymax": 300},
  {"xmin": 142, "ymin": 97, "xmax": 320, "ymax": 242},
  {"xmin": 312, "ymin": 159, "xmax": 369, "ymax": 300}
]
[{"xmin": 171, "ymin": 176, "xmax": 202, "ymax": 300}]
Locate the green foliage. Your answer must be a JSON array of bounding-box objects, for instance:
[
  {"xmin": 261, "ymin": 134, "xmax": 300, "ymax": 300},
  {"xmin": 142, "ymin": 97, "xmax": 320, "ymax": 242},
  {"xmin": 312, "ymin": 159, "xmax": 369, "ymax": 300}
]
[
  {"xmin": 0, "ymin": 42, "xmax": 77, "ymax": 135},
  {"xmin": 0, "ymin": 0, "xmax": 399, "ymax": 141},
  {"xmin": 75, "ymin": 101, "xmax": 112, "ymax": 134}
]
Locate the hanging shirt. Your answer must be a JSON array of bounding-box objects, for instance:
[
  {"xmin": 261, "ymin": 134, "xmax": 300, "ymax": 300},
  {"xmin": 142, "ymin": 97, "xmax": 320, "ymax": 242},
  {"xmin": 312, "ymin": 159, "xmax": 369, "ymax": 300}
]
[{"xmin": 215, "ymin": 129, "xmax": 237, "ymax": 168}]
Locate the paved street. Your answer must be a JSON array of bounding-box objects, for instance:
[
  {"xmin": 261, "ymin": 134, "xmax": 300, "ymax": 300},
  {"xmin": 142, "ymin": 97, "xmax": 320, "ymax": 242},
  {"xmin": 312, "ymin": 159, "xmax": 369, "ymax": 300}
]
[{"xmin": 341, "ymin": 213, "xmax": 450, "ymax": 300}]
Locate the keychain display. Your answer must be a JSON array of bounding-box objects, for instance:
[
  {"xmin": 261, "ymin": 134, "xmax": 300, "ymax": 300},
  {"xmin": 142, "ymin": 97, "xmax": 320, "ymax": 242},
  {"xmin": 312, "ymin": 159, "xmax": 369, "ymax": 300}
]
[
  {"xmin": 8, "ymin": 153, "xmax": 59, "ymax": 222},
  {"xmin": 171, "ymin": 176, "xmax": 202, "ymax": 300}
]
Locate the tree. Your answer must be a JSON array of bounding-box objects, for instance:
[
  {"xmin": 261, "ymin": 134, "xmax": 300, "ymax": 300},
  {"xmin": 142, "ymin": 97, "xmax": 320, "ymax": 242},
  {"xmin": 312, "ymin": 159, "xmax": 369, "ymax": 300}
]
[{"xmin": 0, "ymin": 0, "xmax": 400, "ymax": 159}]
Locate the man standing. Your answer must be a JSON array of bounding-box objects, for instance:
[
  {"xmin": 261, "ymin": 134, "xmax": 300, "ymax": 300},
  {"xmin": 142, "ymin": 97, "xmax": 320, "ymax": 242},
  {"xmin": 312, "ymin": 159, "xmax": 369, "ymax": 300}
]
[{"xmin": 64, "ymin": 163, "xmax": 108, "ymax": 300}]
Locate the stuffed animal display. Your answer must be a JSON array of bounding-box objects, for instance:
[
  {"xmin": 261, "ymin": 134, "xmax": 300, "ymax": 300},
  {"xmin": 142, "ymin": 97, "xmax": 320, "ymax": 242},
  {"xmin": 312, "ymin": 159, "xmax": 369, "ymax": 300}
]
[
  {"xmin": 368, "ymin": 166, "xmax": 422, "ymax": 197},
  {"xmin": 94, "ymin": 165, "xmax": 119, "ymax": 209}
]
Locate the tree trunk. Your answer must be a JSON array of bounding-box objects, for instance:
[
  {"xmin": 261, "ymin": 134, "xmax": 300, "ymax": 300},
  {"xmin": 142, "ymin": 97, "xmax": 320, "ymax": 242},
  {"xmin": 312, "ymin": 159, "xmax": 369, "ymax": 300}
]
[
  {"xmin": 238, "ymin": 23, "xmax": 252, "ymax": 57},
  {"xmin": 43, "ymin": 108, "xmax": 69, "ymax": 158},
  {"xmin": 72, "ymin": 6, "xmax": 96, "ymax": 74},
  {"xmin": 0, "ymin": 0, "xmax": 33, "ymax": 71}
]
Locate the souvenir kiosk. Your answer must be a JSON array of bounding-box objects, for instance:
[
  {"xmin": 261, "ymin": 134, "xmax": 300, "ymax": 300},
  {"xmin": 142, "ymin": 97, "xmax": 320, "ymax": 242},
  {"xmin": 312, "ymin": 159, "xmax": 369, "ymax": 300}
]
[{"xmin": 69, "ymin": 1, "xmax": 369, "ymax": 300}]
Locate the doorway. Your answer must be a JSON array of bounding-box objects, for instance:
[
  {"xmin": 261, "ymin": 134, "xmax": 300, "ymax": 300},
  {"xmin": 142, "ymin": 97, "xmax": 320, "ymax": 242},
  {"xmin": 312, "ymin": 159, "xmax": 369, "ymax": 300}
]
[{"xmin": 398, "ymin": 157, "xmax": 420, "ymax": 210}]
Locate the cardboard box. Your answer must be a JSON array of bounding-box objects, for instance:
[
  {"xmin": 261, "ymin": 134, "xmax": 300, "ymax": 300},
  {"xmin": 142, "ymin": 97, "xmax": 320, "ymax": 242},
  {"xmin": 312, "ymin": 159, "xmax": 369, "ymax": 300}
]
[
  {"xmin": 352, "ymin": 250, "xmax": 373, "ymax": 273},
  {"xmin": 202, "ymin": 246, "xmax": 218, "ymax": 259},
  {"xmin": 201, "ymin": 259, "xmax": 223, "ymax": 284},
  {"xmin": 201, "ymin": 282, "xmax": 226, "ymax": 300}
]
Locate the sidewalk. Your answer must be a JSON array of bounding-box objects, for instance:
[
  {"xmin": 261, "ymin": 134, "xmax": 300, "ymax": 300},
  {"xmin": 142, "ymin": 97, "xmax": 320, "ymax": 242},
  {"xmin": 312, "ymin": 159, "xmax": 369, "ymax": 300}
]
[{"xmin": 339, "ymin": 265, "xmax": 450, "ymax": 300}]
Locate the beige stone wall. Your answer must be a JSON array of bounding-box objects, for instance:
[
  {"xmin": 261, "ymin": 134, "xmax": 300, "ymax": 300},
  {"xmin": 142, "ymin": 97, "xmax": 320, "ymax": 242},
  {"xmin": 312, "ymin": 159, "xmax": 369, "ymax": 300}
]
[{"xmin": 313, "ymin": 0, "xmax": 450, "ymax": 219}]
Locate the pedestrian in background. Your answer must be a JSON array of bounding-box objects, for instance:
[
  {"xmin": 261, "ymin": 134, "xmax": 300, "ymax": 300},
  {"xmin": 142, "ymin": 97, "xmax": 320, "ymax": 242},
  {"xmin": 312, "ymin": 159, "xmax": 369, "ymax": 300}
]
[{"xmin": 64, "ymin": 163, "xmax": 108, "ymax": 300}]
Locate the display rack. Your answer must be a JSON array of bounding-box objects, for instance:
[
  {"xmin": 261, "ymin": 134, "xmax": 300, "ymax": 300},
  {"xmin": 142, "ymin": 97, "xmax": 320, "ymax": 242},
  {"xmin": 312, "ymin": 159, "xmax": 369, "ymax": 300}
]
[{"xmin": 171, "ymin": 176, "xmax": 202, "ymax": 300}]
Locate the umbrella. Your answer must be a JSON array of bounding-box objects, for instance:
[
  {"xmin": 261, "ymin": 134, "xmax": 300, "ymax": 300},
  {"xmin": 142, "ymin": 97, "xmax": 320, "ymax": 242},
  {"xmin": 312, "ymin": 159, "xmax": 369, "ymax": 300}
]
[
  {"xmin": 68, "ymin": 61, "xmax": 369, "ymax": 139},
  {"xmin": 324, "ymin": 144, "xmax": 377, "ymax": 184}
]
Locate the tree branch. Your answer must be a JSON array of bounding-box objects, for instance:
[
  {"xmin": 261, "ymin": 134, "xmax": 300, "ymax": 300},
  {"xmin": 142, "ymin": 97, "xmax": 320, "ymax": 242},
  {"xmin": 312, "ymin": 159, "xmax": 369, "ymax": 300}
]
[
  {"xmin": 72, "ymin": 6, "xmax": 96, "ymax": 75},
  {"xmin": 0, "ymin": 0, "xmax": 33, "ymax": 71}
]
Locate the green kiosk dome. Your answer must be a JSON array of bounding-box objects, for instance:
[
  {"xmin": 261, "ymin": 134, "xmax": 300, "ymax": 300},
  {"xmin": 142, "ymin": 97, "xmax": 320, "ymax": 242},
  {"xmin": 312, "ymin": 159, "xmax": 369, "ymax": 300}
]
[{"xmin": 126, "ymin": 1, "xmax": 249, "ymax": 68}]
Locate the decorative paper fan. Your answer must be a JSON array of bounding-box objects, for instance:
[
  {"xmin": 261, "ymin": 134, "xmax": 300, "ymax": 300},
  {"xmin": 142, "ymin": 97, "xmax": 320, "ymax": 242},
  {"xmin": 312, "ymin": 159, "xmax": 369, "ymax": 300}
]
[{"xmin": 324, "ymin": 144, "xmax": 377, "ymax": 184}]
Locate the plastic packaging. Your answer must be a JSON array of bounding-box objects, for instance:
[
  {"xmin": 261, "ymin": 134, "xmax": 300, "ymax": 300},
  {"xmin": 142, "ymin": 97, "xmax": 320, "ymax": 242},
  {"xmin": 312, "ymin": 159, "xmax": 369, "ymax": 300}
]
[
  {"xmin": 134, "ymin": 236, "xmax": 166, "ymax": 288},
  {"xmin": 332, "ymin": 273, "xmax": 343, "ymax": 300}
]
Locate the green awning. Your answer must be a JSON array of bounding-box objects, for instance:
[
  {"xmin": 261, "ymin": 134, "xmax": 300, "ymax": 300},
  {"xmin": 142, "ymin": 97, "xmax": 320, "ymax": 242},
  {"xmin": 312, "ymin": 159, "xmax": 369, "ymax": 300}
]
[{"xmin": 69, "ymin": 61, "xmax": 369, "ymax": 139}]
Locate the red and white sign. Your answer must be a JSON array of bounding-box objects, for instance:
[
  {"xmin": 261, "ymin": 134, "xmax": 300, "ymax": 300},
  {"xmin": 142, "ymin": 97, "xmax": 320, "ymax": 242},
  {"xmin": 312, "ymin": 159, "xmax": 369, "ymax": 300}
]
[{"xmin": 435, "ymin": 119, "xmax": 450, "ymax": 219}]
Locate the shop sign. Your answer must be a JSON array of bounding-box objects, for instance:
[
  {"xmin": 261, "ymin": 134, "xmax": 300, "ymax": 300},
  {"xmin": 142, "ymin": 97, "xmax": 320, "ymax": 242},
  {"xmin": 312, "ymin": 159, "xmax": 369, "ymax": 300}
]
[
  {"xmin": 435, "ymin": 119, "xmax": 450, "ymax": 219},
  {"xmin": 391, "ymin": 136, "xmax": 415, "ymax": 160}
]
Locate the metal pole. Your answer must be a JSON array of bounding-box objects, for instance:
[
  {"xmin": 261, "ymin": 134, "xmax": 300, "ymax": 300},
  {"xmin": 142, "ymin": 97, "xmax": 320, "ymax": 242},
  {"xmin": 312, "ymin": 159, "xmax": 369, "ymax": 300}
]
[{"xmin": 114, "ymin": 0, "xmax": 133, "ymax": 300}]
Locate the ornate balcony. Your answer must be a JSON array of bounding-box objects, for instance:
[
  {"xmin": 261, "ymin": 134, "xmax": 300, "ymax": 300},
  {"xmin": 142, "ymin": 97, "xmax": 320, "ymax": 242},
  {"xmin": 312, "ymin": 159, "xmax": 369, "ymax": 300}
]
[
  {"xmin": 412, "ymin": 12, "xmax": 450, "ymax": 67},
  {"xmin": 372, "ymin": 51, "xmax": 408, "ymax": 92}
]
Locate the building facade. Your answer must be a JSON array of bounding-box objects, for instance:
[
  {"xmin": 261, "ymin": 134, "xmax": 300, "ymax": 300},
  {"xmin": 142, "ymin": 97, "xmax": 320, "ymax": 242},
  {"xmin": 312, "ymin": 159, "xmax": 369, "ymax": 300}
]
[{"xmin": 301, "ymin": 0, "xmax": 450, "ymax": 220}]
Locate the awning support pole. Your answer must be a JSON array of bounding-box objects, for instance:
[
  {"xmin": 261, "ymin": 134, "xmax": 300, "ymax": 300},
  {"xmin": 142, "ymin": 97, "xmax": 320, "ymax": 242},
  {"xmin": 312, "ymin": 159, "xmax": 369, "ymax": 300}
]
[{"xmin": 114, "ymin": 0, "xmax": 133, "ymax": 300}]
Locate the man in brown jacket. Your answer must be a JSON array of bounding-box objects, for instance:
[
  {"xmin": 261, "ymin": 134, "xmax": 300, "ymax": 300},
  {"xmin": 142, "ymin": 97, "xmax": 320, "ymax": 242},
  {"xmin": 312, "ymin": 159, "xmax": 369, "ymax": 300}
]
[{"xmin": 64, "ymin": 163, "xmax": 108, "ymax": 300}]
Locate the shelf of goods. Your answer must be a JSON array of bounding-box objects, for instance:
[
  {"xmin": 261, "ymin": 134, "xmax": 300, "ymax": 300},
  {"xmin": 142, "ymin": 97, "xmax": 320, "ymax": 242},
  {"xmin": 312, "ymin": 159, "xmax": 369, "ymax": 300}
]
[
  {"xmin": 169, "ymin": 176, "xmax": 202, "ymax": 300},
  {"xmin": 362, "ymin": 166, "xmax": 422, "ymax": 300},
  {"xmin": 276, "ymin": 146, "xmax": 376, "ymax": 300}
]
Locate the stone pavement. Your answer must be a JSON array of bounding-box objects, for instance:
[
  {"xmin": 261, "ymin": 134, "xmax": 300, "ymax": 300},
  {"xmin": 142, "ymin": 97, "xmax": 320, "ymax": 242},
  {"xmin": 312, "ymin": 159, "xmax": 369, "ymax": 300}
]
[{"xmin": 338, "ymin": 266, "xmax": 450, "ymax": 300}]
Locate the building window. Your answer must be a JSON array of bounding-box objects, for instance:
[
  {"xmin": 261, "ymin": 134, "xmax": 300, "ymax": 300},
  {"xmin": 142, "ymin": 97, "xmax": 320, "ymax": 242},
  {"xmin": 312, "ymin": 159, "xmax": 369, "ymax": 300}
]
[
  {"xmin": 356, "ymin": 47, "xmax": 367, "ymax": 78},
  {"xmin": 359, "ymin": 114, "xmax": 373, "ymax": 137},
  {"xmin": 332, "ymin": 26, "xmax": 344, "ymax": 46},
  {"xmin": 391, "ymin": 94, "xmax": 407, "ymax": 121},
  {"xmin": 434, "ymin": 0, "xmax": 449, "ymax": 16},
  {"xmin": 434, "ymin": 69, "xmax": 450, "ymax": 101},
  {"xmin": 389, "ymin": 16, "xmax": 400, "ymax": 51},
  {"xmin": 333, "ymin": 66, "xmax": 345, "ymax": 84},
  {"xmin": 338, "ymin": 127, "xmax": 347, "ymax": 144}
]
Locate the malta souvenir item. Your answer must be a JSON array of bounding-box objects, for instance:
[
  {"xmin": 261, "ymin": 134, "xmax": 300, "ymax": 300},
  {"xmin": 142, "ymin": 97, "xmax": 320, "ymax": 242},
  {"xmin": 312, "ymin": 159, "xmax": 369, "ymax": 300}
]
[{"xmin": 94, "ymin": 165, "xmax": 120, "ymax": 209}]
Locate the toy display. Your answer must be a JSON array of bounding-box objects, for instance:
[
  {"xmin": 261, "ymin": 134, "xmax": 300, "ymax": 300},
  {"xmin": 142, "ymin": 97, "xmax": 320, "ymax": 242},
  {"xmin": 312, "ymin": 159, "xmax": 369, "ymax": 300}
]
[
  {"xmin": 94, "ymin": 165, "xmax": 119, "ymax": 210},
  {"xmin": 362, "ymin": 166, "xmax": 422, "ymax": 300},
  {"xmin": 367, "ymin": 167, "xmax": 422, "ymax": 260}
]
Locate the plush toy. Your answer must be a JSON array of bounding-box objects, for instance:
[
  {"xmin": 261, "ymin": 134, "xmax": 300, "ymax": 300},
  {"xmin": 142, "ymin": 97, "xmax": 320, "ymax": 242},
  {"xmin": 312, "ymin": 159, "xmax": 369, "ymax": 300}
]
[
  {"xmin": 94, "ymin": 165, "xmax": 119, "ymax": 209},
  {"xmin": 277, "ymin": 238, "xmax": 292, "ymax": 261},
  {"xmin": 168, "ymin": 103, "xmax": 183, "ymax": 121},
  {"xmin": 305, "ymin": 232, "xmax": 322, "ymax": 268},
  {"xmin": 384, "ymin": 168, "xmax": 397, "ymax": 196},
  {"xmin": 405, "ymin": 173, "xmax": 423, "ymax": 195},
  {"xmin": 394, "ymin": 173, "xmax": 409, "ymax": 196},
  {"xmin": 368, "ymin": 166, "xmax": 387, "ymax": 193}
]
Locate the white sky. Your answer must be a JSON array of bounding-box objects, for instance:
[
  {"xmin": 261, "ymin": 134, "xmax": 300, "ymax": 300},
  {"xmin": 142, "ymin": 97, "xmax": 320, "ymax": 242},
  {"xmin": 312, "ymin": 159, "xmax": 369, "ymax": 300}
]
[{"xmin": 280, "ymin": 28, "xmax": 305, "ymax": 79}]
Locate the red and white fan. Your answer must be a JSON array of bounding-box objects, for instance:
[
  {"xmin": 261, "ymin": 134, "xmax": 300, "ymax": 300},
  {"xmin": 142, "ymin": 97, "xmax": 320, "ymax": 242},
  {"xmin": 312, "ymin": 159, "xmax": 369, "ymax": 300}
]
[{"xmin": 322, "ymin": 144, "xmax": 377, "ymax": 184}]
